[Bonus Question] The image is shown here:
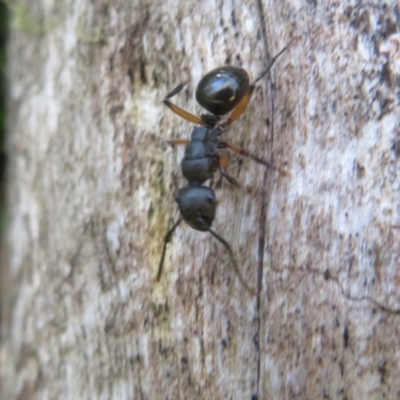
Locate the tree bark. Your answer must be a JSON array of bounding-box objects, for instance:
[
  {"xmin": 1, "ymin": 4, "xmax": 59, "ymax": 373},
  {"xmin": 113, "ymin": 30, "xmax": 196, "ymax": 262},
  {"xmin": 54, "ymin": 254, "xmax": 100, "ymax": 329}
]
[{"xmin": 1, "ymin": 1, "xmax": 400, "ymax": 399}]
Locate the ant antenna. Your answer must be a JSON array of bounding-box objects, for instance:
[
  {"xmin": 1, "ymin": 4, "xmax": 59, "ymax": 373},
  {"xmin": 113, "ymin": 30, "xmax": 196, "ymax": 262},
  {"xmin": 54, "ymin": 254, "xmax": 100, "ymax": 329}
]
[
  {"xmin": 206, "ymin": 227, "xmax": 259, "ymax": 297},
  {"xmin": 156, "ymin": 218, "xmax": 182, "ymax": 281}
]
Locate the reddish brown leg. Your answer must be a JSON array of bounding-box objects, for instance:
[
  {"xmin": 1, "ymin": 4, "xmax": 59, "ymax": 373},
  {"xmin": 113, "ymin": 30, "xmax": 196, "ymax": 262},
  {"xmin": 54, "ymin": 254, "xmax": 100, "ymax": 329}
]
[
  {"xmin": 163, "ymin": 99, "xmax": 205, "ymax": 125},
  {"xmin": 224, "ymin": 142, "xmax": 291, "ymax": 177},
  {"xmin": 218, "ymin": 155, "xmax": 239, "ymax": 187},
  {"xmin": 222, "ymin": 86, "xmax": 256, "ymax": 128},
  {"xmin": 163, "ymin": 82, "xmax": 205, "ymax": 125},
  {"xmin": 166, "ymin": 139, "xmax": 190, "ymax": 146},
  {"xmin": 218, "ymin": 42, "xmax": 293, "ymax": 130}
]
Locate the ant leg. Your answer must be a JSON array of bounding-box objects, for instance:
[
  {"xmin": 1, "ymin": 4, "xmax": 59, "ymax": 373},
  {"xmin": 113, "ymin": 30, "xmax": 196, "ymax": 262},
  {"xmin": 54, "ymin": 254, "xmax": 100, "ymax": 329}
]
[
  {"xmin": 218, "ymin": 155, "xmax": 240, "ymax": 187},
  {"xmin": 222, "ymin": 142, "xmax": 291, "ymax": 177},
  {"xmin": 218, "ymin": 42, "xmax": 292, "ymax": 130},
  {"xmin": 164, "ymin": 99, "xmax": 205, "ymax": 125},
  {"xmin": 165, "ymin": 82, "xmax": 188, "ymax": 99},
  {"xmin": 156, "ymin": 218, "xmax": 182, "ymax": 282},
  {"xmin": 163, "ymin": 82, "xmax": 205, "ymax": 125},
  {"xmin": 252, "ymin": 43, "xmax": 291, "ymax": 84},
  {"xmin": 166, "ymin": 139, "xmax": 190, "ymax": 146},
  {"xmin": 206, "ymin": 226, "xmax": 259, "ymax": 297},
  {"xmin": 221, "ymin": 86, "xmax": 255, "ymax": 128}
]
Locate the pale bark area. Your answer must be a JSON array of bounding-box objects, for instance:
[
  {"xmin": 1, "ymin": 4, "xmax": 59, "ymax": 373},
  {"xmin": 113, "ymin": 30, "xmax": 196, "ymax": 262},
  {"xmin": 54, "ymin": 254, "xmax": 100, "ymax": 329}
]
[{"xmin": 1, "ymin": 0, "xmax": 400, "ymax": 399}]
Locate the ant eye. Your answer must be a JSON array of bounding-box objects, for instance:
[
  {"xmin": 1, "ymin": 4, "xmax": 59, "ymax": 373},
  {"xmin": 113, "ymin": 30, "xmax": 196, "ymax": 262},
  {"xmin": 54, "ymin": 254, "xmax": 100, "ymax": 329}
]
[{"xmin": 206, "ymin": 195, "xmax": 215, "ymax": 204}]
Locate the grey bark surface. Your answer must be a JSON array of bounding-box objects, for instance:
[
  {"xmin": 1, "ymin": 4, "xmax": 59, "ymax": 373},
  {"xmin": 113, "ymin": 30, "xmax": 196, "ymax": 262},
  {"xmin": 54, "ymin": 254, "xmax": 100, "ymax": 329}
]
[{"xmin": 1, "ymin": 1, "xmax": 400, "ymax": 399}]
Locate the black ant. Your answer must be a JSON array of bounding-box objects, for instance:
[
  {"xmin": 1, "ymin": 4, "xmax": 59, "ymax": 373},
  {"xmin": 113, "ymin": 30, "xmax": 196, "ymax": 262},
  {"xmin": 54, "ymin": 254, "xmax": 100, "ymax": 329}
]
[{"xmin": 157, "ymin": 43, "xmax": 292, "ymax": 295}]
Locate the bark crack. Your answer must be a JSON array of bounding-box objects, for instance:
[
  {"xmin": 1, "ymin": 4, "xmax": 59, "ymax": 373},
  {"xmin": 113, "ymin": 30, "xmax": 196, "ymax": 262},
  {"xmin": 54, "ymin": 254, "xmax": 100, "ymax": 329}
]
[
  {"xmin": 254, "ymin": 0, "xmax": 276, "ymax": 398},
  {"xmin": 273, "ymin": 262, "xmax": 400, "ymax": 316}
]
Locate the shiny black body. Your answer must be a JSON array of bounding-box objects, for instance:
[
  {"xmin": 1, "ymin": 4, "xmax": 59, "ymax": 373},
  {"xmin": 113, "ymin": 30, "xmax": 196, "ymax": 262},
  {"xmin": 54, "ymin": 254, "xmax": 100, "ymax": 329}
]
[
  {"xmin": 195, "ymin": 66, "xmax": 250, "ymax": 116},
  {"xmin": 163, "ymin": 42, "xmax": 292, "ymax": 128}
]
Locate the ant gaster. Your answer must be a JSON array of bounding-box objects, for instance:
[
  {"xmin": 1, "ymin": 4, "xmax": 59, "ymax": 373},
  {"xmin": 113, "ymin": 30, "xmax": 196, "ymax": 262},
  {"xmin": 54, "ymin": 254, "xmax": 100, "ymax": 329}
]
[
  {"xmin": 157, "ymin": 43, "xmax": 292, "ymax": 296},
  {"xmin": 163, "ymin": 43, "xmax": 290, "ymax": 129}
]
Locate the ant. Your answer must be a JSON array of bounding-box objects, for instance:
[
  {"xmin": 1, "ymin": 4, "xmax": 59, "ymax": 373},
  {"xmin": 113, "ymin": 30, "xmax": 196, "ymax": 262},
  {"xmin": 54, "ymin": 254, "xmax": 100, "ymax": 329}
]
[{"xmin": 157, "ymin": 43, "xmax": 292, "ymax": 295}]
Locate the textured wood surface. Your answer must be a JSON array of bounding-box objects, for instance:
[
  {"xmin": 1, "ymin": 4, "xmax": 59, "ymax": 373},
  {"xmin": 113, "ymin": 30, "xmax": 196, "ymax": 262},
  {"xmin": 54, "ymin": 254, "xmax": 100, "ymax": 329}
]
[{"xmin": 1, "ymin": 1, "xmax": 400, "ymax": 399}]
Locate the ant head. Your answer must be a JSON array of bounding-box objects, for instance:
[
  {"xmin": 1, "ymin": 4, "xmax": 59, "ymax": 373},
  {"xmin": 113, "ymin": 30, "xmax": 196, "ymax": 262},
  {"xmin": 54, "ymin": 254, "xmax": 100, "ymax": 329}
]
[{"xmin": 175, "ymin": 186, "xmax": 216, "ymax": 231}]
